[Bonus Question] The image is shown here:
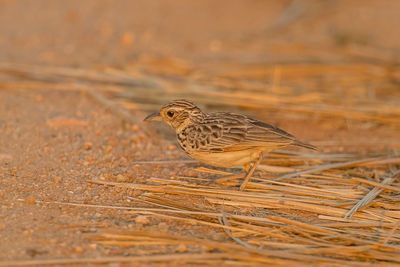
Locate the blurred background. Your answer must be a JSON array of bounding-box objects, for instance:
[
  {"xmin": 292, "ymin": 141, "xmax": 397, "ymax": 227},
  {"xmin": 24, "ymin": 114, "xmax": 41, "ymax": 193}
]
[
  {"xmin": 1, "ymin": 0, "xmax": 400, "ymax": 65},
  {"xmin": 1, "ymin": 0, "xmax": 400, "ymax": 151}
]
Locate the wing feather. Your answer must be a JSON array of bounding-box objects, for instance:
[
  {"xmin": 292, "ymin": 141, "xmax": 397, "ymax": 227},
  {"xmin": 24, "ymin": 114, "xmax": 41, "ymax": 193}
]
[{"xmin": 193, "ymin": 112, "xmax": 296, "ymax": 152}]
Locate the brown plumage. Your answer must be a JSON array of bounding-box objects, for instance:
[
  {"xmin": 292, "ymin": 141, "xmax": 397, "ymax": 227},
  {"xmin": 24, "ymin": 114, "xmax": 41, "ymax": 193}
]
[{"xmin": 144, "ymin": 99, "xmax": 316, "ymax": 190}]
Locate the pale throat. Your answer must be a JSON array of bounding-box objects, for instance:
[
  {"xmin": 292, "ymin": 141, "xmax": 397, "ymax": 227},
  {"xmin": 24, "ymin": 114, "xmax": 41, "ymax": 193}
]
[{"xmin": 174, "ymin": 118, "xmax": 192, "ymax": 132}]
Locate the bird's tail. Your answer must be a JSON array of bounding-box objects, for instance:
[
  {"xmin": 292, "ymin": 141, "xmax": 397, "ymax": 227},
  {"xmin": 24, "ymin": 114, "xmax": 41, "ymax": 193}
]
[{"xmin": 293, "ymin": 140, "xmax": 317, "ymax": 151}]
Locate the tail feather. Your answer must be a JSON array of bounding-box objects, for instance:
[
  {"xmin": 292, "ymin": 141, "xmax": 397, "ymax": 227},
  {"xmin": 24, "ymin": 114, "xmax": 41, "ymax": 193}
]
[{"xmin": 293, "ymin": 140, "xmax": 317, "ymax": 151}]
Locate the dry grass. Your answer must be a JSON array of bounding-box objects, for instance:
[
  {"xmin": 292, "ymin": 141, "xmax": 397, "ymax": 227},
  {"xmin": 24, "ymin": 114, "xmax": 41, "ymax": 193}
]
[
  {"xmin": 89, "ymin": 156, "xmax": 400, "ymax": 266},
  {"xmin": 9, "ymin": 153, "xmax": 398, "ymax": 266},
  {"xmin": 1, "ymin": 62, "xmax": 400, "ymax": 266}
]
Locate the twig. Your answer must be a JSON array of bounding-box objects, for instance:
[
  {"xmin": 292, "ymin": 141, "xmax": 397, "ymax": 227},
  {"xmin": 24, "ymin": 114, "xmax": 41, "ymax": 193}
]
[
  {"xmin": 127, "ymin": 196, "xmax": 186, "ymax": 211},
  {"xmin": 0, "ymin": 253, "xmax": 232, "ymax": 266},
  {"xmin": 218, "ymin": 214, "xmax": 256, "ymax": 249},
  {"xmin": 277, "ymin": 156, "xmax": 387, "ymax": 179},
  {"xmin": 351, "ymin": 177, "xmax": 400, "ymax": 193},
  {"xmin": 131, "ymin": 160, "xmax": 197, "ymax": 164},
  {"xmin": 16, "ymin": 199, "xmax": 137, "ymax": 210},
  {"xmin": 0, "ymin": 62, "xmax": 158, "ymax": 88},
  {"xmin": 382, "ymin": 220, "xmax": 400, "ymax": 245},
  {"xmin": 345, "ymin": 177, "xmax": 393, "ymax": 219}
]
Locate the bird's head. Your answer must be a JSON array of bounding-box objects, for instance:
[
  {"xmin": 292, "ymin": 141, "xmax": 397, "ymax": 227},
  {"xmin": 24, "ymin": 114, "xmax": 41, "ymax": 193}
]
[{"xmin": 144, "ymin": 99, "xmax": 204, "ymax": 131}]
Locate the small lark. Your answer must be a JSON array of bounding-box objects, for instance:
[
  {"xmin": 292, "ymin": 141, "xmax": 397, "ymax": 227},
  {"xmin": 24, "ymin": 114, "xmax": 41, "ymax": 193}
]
[{"xmin": 144, "ymin": 100, "xmax": 316, "ymax": 190}]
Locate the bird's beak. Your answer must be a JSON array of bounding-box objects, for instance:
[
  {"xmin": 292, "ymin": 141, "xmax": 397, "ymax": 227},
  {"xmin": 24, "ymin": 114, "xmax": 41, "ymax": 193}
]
[{"xmin": 144, "ymin": 112, "xmax": 162, "ymax": 122}]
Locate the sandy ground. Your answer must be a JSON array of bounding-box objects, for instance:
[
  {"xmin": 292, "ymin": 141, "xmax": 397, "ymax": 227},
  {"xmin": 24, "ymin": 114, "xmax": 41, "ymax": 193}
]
[{"xmin": 1, "ymin": 0, "xmax": 400, "ymax": 265}]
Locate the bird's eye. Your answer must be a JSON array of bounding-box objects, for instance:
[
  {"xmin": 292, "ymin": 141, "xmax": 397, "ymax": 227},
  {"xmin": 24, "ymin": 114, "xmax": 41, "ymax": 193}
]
[{"xmin": 167, "ymin": 110, "xmax": 175, "ymax": 118}]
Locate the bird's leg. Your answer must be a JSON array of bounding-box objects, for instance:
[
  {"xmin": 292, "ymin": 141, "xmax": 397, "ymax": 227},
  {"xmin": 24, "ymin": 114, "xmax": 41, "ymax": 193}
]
[{"xmin": 239, "ymin": 152, "xmax": 263, "ymax": 191}]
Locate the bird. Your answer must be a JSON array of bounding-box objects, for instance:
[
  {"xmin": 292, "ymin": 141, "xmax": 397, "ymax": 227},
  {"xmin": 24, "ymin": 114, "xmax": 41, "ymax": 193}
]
[{"xmin": 144, "ymin": 99, "xmax": 316, "ymax": 191}]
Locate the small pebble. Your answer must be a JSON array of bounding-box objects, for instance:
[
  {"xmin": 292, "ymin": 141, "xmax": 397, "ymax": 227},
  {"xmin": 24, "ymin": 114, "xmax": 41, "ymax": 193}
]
[
  {"xmin": 84, "ymin": 142, "xmax": 93, "ymax": 150},
  {"xmin": 25, "ymin": 196, "xmax": 36, "ymax": 204},
  {"xmin": 131, "ymin": 124, "xmax": 140, "ymax": 131}
]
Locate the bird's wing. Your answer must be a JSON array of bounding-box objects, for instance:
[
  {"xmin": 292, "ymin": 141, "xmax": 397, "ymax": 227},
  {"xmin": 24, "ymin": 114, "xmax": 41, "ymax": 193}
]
[{"xmin": 190, "ymin": 113, "xmax": 296, "ymax": 152}]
